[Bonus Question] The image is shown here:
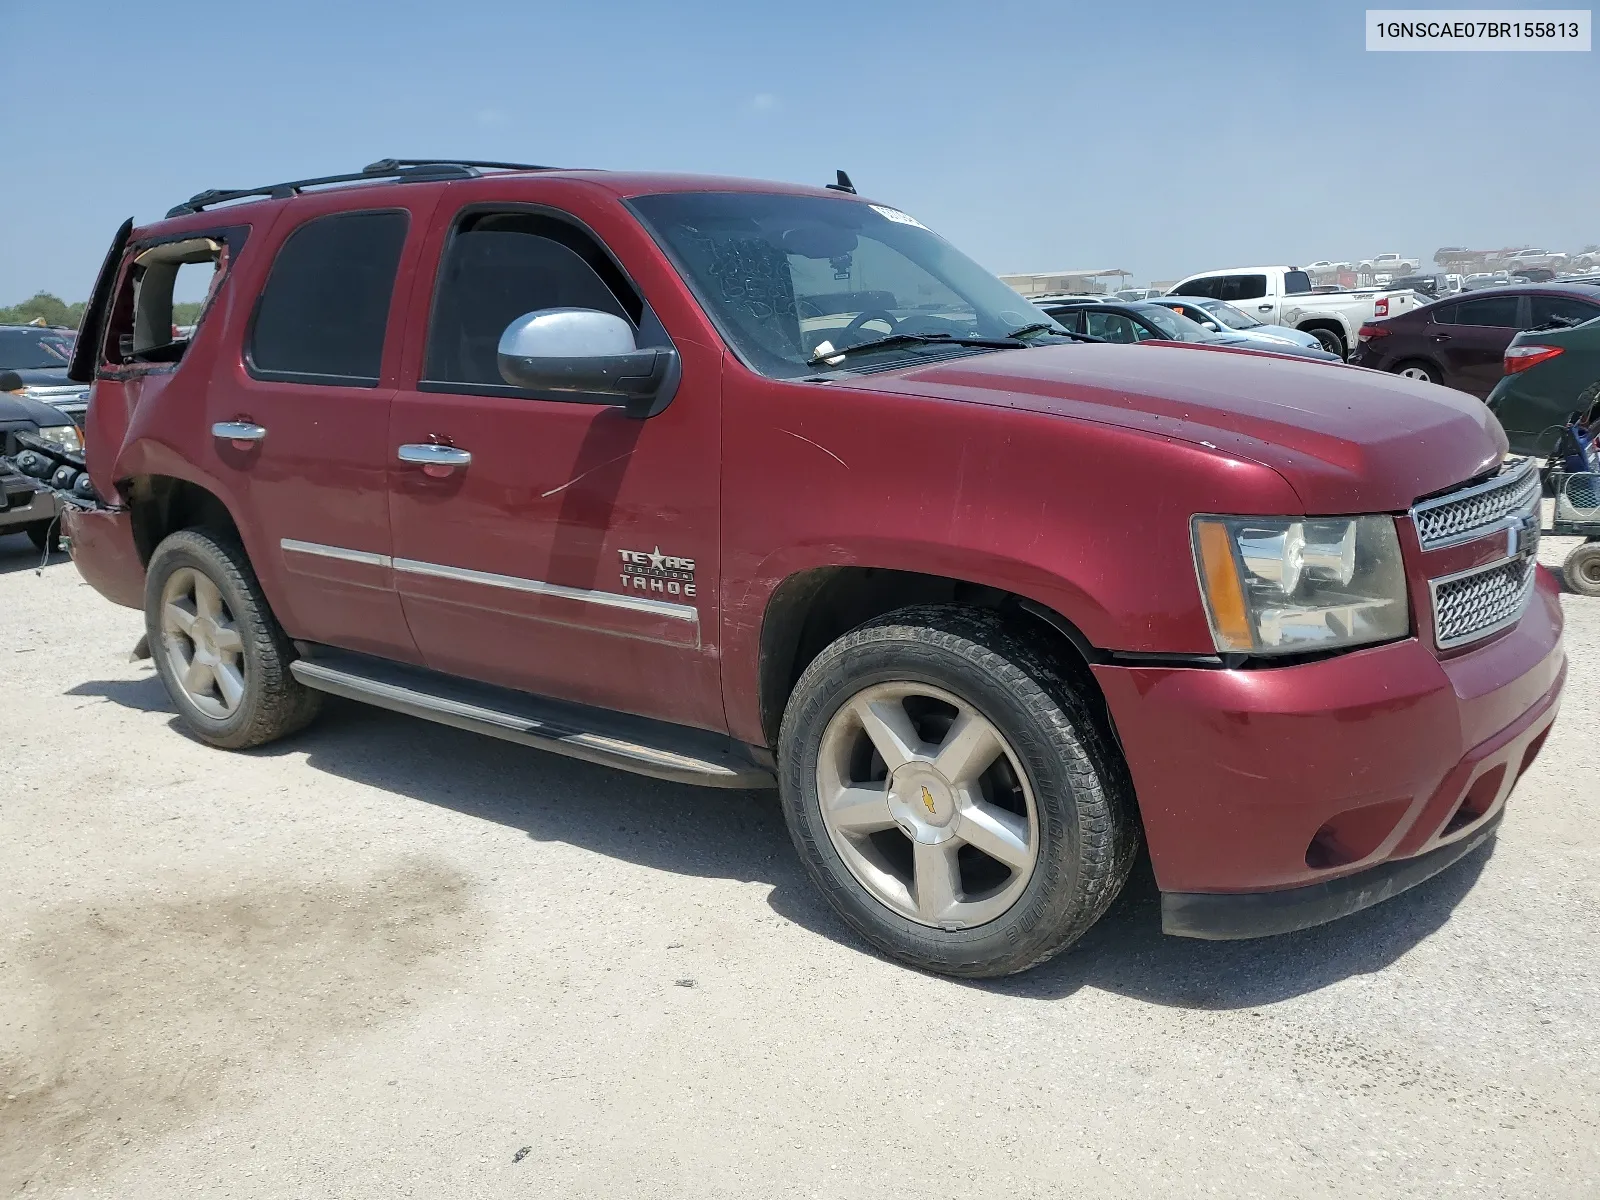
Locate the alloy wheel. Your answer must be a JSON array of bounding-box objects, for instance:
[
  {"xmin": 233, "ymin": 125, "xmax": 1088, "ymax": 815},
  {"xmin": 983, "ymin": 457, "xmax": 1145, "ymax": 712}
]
[
  {"xmin": 160, "ymin": 567, "xmax": 247, "ymax": 719},
  {"xmin": 815, "ymin": 682, "xmax": 1040, "ymax": 929}
]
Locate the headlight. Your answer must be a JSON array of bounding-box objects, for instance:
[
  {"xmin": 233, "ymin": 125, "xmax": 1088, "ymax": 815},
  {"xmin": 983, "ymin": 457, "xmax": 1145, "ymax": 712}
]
[
  {"xmin": 33, "ymin": 425, "xmax": 83, "ymax": 454},
  {"xmin": 1191, "ymin": 515, "xmax": 1409, "ymax": 655}
]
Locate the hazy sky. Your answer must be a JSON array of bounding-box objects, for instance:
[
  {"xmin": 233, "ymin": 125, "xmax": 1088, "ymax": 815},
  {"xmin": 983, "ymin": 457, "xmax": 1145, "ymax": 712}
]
[{"xmin": 3, "ymin": 0, "xmax": 1595, "ymax": 303}]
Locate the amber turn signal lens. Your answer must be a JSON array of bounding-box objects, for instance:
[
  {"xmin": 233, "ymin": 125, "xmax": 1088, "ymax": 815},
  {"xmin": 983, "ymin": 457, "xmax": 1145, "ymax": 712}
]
[{"xmin": 1193, "ymin": 518, "xmax": 1254, "ymax": 652}]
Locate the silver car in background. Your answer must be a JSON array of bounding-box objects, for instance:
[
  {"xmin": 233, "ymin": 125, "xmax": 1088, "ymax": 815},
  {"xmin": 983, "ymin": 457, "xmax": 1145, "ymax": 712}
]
[{"xmin": 1148, "ymin": 296, "xmax": 1326, "ymax": 352}]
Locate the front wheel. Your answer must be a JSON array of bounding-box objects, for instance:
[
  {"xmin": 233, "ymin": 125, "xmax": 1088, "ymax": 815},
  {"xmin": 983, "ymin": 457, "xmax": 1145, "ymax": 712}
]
[
  {"xmin": 144, "ymin": 528, "xmax": 321, "ymax": 749},
  {"xmin": 778, "ymin": 606, "xmax": 1138, "ymax": 978}
]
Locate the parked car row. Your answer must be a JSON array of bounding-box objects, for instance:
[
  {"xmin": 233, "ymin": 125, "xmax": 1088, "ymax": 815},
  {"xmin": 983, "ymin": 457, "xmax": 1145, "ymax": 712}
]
[
  {"xmin": 1164, "ymin": 265, "xmax": 1417, "ymax": 358},
  {"xmin": 1036, "ymin": 297, "xmax": 1340, "ymax": 362},
  {"xmin": 1352, "ymin": 282, "xmax": 1600, "ymax": 456}
]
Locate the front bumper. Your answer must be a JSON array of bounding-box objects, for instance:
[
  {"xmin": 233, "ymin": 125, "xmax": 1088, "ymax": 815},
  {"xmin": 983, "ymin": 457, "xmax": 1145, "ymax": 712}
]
[
  {"xmin": 1093, "ymin": 567, "xmax": 1565, "ymax": 936},
  {"xmin": 0, "ymin": 477, "xmax": 60, "ymax": 532},
  {"xmin": 1163, "ymin": 809, "xmax": 1503, "ymax": 939}
]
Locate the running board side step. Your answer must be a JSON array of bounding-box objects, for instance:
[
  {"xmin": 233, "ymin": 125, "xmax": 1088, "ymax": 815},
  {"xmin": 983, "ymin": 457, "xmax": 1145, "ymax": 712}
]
[{"xmin": 289, "ymin": 650, "xmax": 774, "ymax": 789}]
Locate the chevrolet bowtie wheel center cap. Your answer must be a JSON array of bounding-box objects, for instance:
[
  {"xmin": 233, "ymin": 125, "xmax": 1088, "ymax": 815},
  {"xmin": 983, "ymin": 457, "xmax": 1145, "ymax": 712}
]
[{"xmin": 888, "ymin": 768, "xmax": 960, "ymax": 845}]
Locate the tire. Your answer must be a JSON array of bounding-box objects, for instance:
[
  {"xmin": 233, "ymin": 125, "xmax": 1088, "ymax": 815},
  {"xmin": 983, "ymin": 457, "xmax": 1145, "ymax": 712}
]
[
  {"xmin": 144, "ymin": 528, "xmax": 321, "ymax": 749},
  {"xmin": 25, "ymin": 521, "xmax": 63, "ymax": 553},
  {"xmin": 1308, "ymin": 327, "xmax": 1346, "ymax": 359},
  {"xmin": 778, "ymin": 605, "xmax": 1138, "ymax": 978},
  {"xmin": 1564, "ymin": 543, "xmax": 1600, "ymax": 597},
  {"xmin": 1393, "ymin": 360, "xmax": 1440, "ymax": 385}
]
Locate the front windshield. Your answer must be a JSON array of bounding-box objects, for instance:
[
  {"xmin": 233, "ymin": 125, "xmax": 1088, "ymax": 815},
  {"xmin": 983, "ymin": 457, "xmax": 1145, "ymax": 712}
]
[
  {"xmin": 629, "ymin": 192, "xmax": 1059, "ymax": 377},
  {"xmin": 1130, "ymin": 303, "xmax": 1214, "ymax": 341},
  {"xmin": 1199, "ymin": 299, "xmax": 1262, "ymax": 330},
  {"xmin": 0, "ymin": 327, "xmax": 74, "ymax": 370}
]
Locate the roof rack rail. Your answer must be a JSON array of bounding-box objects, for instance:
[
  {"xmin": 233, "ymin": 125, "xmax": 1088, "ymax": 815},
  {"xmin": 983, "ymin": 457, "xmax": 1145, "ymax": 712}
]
[{"xmin": 165, "ymin": 158, "xmax": 554, "ymax": 219}]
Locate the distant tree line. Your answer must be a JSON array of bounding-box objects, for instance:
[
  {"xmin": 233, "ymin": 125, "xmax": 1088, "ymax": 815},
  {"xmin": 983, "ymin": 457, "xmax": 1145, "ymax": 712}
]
[{"xmin": 1, "ymin": 292, "xmax": 204, "ymax": 329}]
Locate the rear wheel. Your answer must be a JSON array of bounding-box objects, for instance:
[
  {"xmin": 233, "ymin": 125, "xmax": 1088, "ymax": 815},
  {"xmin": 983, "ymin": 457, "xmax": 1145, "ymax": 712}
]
[
  {"xmin": 1307, "ymin": 327, "xmax": 1346, "ymax": 359},
  {"xmin": 144, "ymin": 528, "xmax": 321, "ymax": 749},
  {"xmin": 1393, "ymin": 360, "xmax": 1440, "ymax": 384},
  {"xmin": 778, "ymin": 606, "xmax": 1138, "ymax": 978},
  {"xmin": 1564, "ymin": 543, "xmax": 1600, "ymax": 597}
]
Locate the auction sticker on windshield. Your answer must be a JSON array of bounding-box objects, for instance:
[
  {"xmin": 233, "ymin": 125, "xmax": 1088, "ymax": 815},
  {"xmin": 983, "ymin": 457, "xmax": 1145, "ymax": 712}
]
[{"xmin": 869, "ymin": 205, "xmax": 930, "ymax": 230}]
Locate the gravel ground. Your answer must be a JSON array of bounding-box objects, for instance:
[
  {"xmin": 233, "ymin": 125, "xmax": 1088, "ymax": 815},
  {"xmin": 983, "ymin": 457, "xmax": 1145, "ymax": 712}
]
[{"xmin": 1, "ymin": 525, "xmax": 1596, "ymax": 1199}]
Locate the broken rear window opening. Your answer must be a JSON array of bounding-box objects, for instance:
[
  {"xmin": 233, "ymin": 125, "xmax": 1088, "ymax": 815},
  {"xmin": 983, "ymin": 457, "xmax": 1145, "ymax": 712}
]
[
  {"xmin": 627, "ymin": 192, "xmax": 1059, "ymax": 379},
  {"xmin": 100, "ymin": 233, "xmax": 235, "ymax": 371}
]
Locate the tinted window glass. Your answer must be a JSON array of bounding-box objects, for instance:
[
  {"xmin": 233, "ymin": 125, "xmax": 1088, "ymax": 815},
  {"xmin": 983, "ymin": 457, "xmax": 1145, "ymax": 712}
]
[
  {"xmin": 249, "ymin": 211, "xmax": 407, "ymax": 384},
  {"xmin": 1451, "ymin": 296, "xmax": 1521, "ymax": 328},
  {"xmin": 1043, "ymin": 307, "xmax": 1086, "ymax": 333},
  {"xmin": 425, "ymin": 218, "xmax": 632, "ymax": 387},
  {"xmin": 1430, "ymin": 304, "xmax": 1458, "ymax": 324},
  {"xmin": 1217, "ymin": 274, "xmax": 1268, "ymax": 302},
  {"xmin": 1180, "ymin": 277, "xmax": 1220, "ymax": 299},
  {"xmin": 1283, "ymin": 270, "xmax": 1312, "ymax": 295},
  {"xmin": 1529, "ymin": 294, "xmax": 1600, "ymax": 329},
  {"xmin": 1084, "ymin": 311, "xmax": 1148, "ymax": 342}
]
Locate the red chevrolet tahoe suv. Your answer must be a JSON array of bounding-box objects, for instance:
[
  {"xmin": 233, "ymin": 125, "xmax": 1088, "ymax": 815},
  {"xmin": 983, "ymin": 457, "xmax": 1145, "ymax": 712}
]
[{"xmin": 62, "ymin": 158, "xmax": 1566, "ymax": 977}]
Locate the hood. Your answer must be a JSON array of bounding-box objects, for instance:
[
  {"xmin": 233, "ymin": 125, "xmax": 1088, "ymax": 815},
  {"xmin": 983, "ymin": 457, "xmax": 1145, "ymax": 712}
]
[
  {"xmin": 1252, "ymin": 324, "xmax": 1320, "ymax": 347},
  {"xmin": 0, "ymin": 389, "xmax": 75, "ymax": 429},
  {"xmin": 8, "ymin": 366, "xmax": 71, "ymax": 387},
  {"xmin": 841, "ymin": 342, "xmax": 1505, "ymax": 513}
]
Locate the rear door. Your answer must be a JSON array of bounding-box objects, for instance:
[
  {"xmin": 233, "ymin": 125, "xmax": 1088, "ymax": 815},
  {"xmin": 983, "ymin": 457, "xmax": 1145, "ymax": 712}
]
[
  {"xmin": 1428, "ymin": 293, "xmax": 1525, "ymax": 397},
  {"xmin": 1529, "ymin": 293, "xmax": 1600, "ymax": 331},
  {"xmin": 1216, "ymin": 273, "xmax": 1275, "ymax": 321},
  {"xmin": 385, "ymin": 196, "xmax": 726, "ymax": 731},
  {"xmin": 205, "ymin": 195, "xmax": 435, "ymax": 661}
]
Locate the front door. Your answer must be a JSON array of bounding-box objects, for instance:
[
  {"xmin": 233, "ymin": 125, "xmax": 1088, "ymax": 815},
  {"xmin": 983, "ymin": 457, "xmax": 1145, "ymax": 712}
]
[
  {"xmin": 386, "ymin": 202, "xmax": 725, "ymax": 732},
  {"xmin": 206, "ymin": 198, "xmax": 434, "ymax": 662}
]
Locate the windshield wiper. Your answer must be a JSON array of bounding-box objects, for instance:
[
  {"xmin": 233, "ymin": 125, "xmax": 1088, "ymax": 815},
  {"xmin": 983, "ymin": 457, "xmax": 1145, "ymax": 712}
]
[
  {"xmin": 807, "ymin": 332, "xmax": 1024, "ymax": 366},
  {"xmin": 1004, "ymin": 322, "xmax": 1105, "ymax": 344}
]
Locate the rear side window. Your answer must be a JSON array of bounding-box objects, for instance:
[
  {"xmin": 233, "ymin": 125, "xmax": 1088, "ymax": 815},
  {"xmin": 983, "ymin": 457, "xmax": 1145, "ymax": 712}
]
[
  {"xmin": 101, "ymin": 234, "xmax": 235, "ymax": 369},
  {"xmin": 1430, "ymin": 304, "xmax": 1458, "ymax": 324},
  {"xmin": 1529, "ymin": 294, "xmax": 1600, "ymax": 329},
  {"xmin": 1217, "ymin": 274, "xmax": 1268, "ymax": 302},
  {"xmin": 1450, "ymin": 296, "xmax": 1521, "ymax": 328},
  {"xmin": 1283, "ymin": 270, "xmax": 1312, "ymax": 295},
  {"xmin": 423, "ymin": 211, "xmax": 637, "ymax": 389},
  {"xmin": 248, "ymin": 210, "xmax": 409, "ymax": 386}
]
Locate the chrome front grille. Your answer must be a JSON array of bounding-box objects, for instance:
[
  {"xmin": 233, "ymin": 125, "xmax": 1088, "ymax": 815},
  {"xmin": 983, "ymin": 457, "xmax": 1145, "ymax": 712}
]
[
  {"xmin": 1413, "ymin": 458, "xmax": 1543, "ymax": 650},
  {"xmin": 1430, "ymin": 555, "xmax": 1537, "ymax": 649},
  {"xmin": 1411, "ymin": 458, "xmax": 1540, "ymax": 549}
]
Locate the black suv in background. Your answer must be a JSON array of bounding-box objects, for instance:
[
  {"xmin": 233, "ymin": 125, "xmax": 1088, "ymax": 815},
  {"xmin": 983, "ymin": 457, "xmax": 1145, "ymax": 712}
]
[
  {"xmin": 1350, "ymin": 284, "xmax": 1600, "ymax": 397},
  {"xmin": 0, "ymin": 324, "xmax": 90, "ymax": 422}
]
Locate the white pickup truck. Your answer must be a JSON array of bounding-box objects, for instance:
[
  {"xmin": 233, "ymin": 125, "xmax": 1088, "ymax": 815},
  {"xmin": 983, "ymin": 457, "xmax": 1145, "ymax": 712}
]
[{"xmin": 1166, "ymin": 265, "xmax": 1420, "ymax": 359}]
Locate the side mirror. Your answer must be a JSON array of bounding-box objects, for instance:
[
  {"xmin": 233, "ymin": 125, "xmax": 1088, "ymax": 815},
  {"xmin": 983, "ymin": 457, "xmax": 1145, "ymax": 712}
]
[{"xmin": 496, "ymin": 308, "xmax": 679, "ymax": 419}]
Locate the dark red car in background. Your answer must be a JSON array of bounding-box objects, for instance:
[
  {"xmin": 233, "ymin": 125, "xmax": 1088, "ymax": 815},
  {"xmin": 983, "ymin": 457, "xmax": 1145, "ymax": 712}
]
[{"xmin": 1351, "ymin": 283, "xmax": 1600, "ymax": 397}]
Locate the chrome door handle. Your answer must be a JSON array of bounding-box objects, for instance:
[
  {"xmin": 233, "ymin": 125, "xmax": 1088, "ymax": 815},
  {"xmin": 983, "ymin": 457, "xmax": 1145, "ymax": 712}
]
[
  {"xmin": 213, "ymin": 421, "xmax": 266, "ymax": 442},
  {"xmin": 398, "ymin": 443, "xmax": 472, "ymax": 468}
]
